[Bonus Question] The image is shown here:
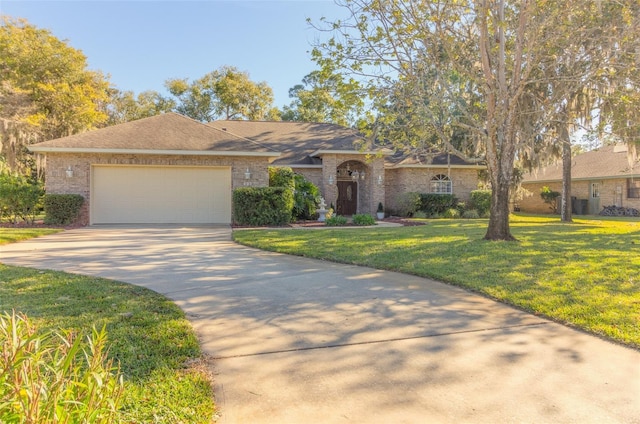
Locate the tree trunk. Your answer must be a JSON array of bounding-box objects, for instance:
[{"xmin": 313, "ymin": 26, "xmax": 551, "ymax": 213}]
[
  {"xmin": 484, "ymin": 179, "xmax": 516, "ymax": 241},
  {"xmin": 561, "ymin": 136, "xmax": 573, "ymax": 222}
]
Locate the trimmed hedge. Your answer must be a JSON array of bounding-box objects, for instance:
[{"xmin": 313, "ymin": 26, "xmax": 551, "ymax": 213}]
[
  {"xmin": 43, "ymin": 194, "xmax": 84, "ymax": 225},
  {"xmin": 269, "ymin": 167, "xmax": 295, "ymax": 191},
  {"xmin": 470, "ymin": 190, "xmax": 491, "ymax": 217},
  {"xmin": 419, "ymin": 193, "xmax": 457, "ymax": 216},
  {"xmin": 0, "ymin": 173, "xmax": 43, "ymax": 224},
  {"xmin": 233, "ymin": 187, "xmax": 293, "ymax": 226},
  {"xmin": 396, "ymin": 192, "xmax": 422, "ymax": 217}
]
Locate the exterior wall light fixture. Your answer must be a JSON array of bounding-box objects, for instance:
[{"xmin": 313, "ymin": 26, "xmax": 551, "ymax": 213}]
[{"xmin": 65, "ymin": 166, "xmax": 74, "ymax": 178}]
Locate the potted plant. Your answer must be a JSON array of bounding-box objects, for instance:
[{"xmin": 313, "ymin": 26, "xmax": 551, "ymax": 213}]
[{"xmin": 376, "ymin": 202, "xmax": 385, "ymax": 220}]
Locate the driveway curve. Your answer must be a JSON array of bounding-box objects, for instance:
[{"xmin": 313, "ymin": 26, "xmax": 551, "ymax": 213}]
[{"xmin": 1, "ymin": 226, "xmax": 639, "ymax": 423}]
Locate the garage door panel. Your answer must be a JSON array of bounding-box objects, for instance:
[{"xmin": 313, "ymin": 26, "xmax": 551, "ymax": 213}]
[{"xmin": 91, "ymin": 166, "xmax": 231, "ymax": 224}]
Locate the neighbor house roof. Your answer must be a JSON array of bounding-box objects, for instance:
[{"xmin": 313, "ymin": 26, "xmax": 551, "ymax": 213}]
[
  {"xmin": 29, "ymin": 113, "xmax": 280, "ymax": 158},
  {"xmin": 523, "ymin": 144, "xmax": 640, "ymax": 183},
  {"xmin": 207, "ymin": 120, "xmax": 369, "ymax": 165}
]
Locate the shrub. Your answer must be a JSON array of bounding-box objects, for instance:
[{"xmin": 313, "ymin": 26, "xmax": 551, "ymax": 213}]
[
  {"xmin": 470, "ymin": 189, "xmax": 491, "ymax": 217},
  {"xmin": 540, "ymin": 186, "xmax": 561, "ymax": 213},
  {"xmin": 377, "ymin": 202, "xmax": 384, "ymax": 213},
  {"xmin": 233, "ymin": 187, "xmax": 293, "ymax": 226},
  {"xmin": 462, "ymin": 209, "xmax": 480, "ymax": 219},
  {"xmin": 0, "ymin": 173, "xmax": 43, "ymax": 224},
  {"xmin": 325, "ymin": 215, "xmax": 348, "ymax": 226},
  {"xmin": 443, "ymin": 208, "xmax": 460, "ymax": 219},
  {"xmin": 396, "ymin": 192, "xmax": 422, "ymax": 217},
  {"xmin": 269, "ymin": 167, "xmax": 295, "ymax": 191},
  {"xmin": 352, "ymin": 214, "xmax": 376, "ymax": 226},
  {"xmin": 292, "ymin": 174, "xmax": 320, "ymax": 220},
  {"xmin": 419, "ymin": 193, "xmax": 457, "ymax": 216},
  {"xmin": 0, "ymin": 311, "xmax": 123, "ymax": 423},
  {"xmin": 43, "ymin": 194, "xmax": 84, "ymax": 225}
]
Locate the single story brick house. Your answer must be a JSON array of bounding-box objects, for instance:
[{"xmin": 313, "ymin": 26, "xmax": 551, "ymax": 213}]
[
  {"xmin": 519, "ymin": 144, "xmax": 640, "ymax": 214},
  {"xmin": 29, "ymin": 112, "xmax": 484, "ymax": 225}
]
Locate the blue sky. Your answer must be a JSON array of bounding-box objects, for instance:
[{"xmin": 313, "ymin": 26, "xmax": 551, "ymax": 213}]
[{"xmin": 0, "ymin": 0, "xmax": 345, "ymax": 108}]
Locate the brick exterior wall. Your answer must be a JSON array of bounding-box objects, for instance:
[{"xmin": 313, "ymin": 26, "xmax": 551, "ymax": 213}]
[
  {"xmin": 43, "ymin": 153, "xmax": 271, "ymax": 225},
  {"xmin": 520, "ymin": 179, "xmax": 640, "ymax": 214},
  {"xmin": 384, "ymin": 167, "xmax": 480, "ymax": 214},
  {"xmin": 42, "ymin": 152, "xmax": 484, "ymax": 224},
  {"xmin": 299, "ymin": 154, "xmax": 386, "ymax": 215}
]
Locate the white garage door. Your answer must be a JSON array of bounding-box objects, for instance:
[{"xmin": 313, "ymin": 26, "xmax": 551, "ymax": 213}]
[{"xmin": 91, "ymin": 165, "xmax": 231, "ymax": 224}]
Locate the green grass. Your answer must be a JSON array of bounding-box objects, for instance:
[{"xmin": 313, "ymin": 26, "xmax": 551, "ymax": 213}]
[
  {"xmin": 233, "ymin": 214, "xmax": 640, "ymax": 348},
  {"xmin": 0, "ymin": 231, "xmax": 216, "ymax": 422},
  {"xmin": 0, "ymin": 228, "xmax": 62, "ymax": 244}
]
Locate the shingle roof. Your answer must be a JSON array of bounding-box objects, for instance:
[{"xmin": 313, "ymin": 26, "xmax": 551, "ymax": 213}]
[
  {"xmin": 523, "ymin": 144, "xmax": 640, "ymax": 182},
  {"xmin": 387, "ymin": 150, "xmax": 480, "ymax": 167},
  {"xmin": 208, "ymin": 120, "xmax": 367, "ymax": 165},
  {"xmin": 29, "ymin": 113, "xmax": 278, "ymax": 155}
]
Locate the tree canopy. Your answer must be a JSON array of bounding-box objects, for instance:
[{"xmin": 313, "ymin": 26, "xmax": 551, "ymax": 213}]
[
  {"xmin": 281, "ymin": 69, "xmax": 365, "ymax": 126},
  {"xmin": 106, "ymin": 89, "xmax": 174, "ymax": 125},
  {"xmin": 165, "ymin": 66, "xmax": 279, "ymax": 121},
  {"xmin": 0, "ymin": 17, "xmax": 111, "ymax": 174}
]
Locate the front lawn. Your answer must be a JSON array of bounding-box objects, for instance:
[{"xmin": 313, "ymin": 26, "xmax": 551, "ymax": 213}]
[
  {"xmin": 0, "ymin": 227, "xmax": 62, "ymax": 244},
  {"xmin": 0, "ymin": 228, "xmax": 216, "ymax": 422},
  {"xmin": 233, "ymin": 215, "xmax": 640, "ymax": 348}
]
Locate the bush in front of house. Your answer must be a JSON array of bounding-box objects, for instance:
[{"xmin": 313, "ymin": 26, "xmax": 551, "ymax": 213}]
[
  {"xmin": 462, "ymin": 209, "xmax": 480, "ymax": 219},
  {"xmin": 233, "ymin": 187, "xmax": 293, "ymax": 226},
  {"xmin": 269, "ymin": 167, "xmax": 295, "ymax": 191},
  {"xmin": 0, "ymin": 173, "xmax": 43, "ymax": 224},
  {"xmin": 293, "ymin": 174, "xmax": 320, "ymax": 221},
  {"xmin": 470, "ymin": 189, "xmax": 491, "ymax": 217},
  {"xmin": 540, "ymin": 186, "xmax": 561, "ymax": 213},
  {"xmin": 396, "ymin": 192, "xmax": 422, "ymax": 217},
  {"xmin": 442, "ymin": 208, "xmax": 460, "ymax": 219},
  {"xmin": 43, "ymin": 194, "xmax": 84, "ymax": 225},
  {"xmin": 352, "ymin": 214, "xmax": 376, "ymax": 226},
  {"xmin": 325, "ymin": 215, "xmax": 348, "ymax": 226},
  {"xmin": 419, "ymin": 193, "xmax": 457, "ymax": 216}
]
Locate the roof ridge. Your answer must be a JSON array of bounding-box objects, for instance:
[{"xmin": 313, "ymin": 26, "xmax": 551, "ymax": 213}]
[
  {"xmin": 206, "ymin": 122, "xmax": 280, "ymax": 153},
  {"xmin": 155, "ymin": 113, "xmax": 279, "ymax": 153}
]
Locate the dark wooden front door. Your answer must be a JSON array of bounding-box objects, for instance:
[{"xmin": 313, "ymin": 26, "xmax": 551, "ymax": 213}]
[{"xmin": 337, "ymin": 181, "xmax": 357, "ymax": 215}]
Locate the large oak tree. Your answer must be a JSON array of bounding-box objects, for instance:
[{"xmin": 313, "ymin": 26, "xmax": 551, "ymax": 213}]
[{"xmin": 313, "ymin": 0, "xmax": 634, "ymax": 240}]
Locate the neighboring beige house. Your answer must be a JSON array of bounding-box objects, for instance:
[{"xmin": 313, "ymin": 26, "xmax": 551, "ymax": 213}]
[
  {"xmin": 29, "ymin": 113, "xmax": 484, "ymax": 225},
  {"xmin": 520, "ymin": 144, "xmax": 640, "ymax": 214}
]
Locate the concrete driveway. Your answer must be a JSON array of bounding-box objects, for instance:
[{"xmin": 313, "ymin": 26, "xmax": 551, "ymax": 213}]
[{"xmin": 1, "ymin": 226, "xmax": 639, "ymax": 423}]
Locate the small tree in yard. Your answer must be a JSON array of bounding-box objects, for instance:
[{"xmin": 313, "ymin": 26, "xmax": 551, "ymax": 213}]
[{"xmin": 540, "ymin": 186, "xmax": 561, "ymax": 214}]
